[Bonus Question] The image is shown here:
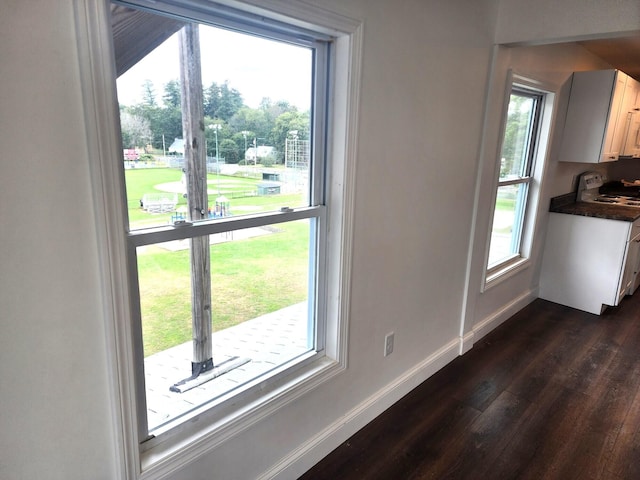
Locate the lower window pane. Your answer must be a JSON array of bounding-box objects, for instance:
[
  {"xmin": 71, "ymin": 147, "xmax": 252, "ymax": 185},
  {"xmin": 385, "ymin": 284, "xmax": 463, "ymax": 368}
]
[
  {"xmin": 137, "ymin": 219, "xmax": 314, "ymax": 432},
  {"xmin": 488, "ymin": 184, "xmax": 527, "ymax": 267}
]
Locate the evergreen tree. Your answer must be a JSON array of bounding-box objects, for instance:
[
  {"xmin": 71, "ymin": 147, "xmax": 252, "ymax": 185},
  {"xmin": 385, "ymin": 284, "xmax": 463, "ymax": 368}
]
[{"xmin": 163, "ymin": 79, "xmax": 181, "ymax": 108}]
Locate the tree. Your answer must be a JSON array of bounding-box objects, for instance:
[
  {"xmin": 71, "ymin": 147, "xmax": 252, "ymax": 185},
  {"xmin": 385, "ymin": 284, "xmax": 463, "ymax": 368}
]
[
  {"xmin": 203, "ymin": 82, "xmax": 220, "ymax": 118},
  {"xmin": 220, "ymin": 138, "xmax": 240, "ymax": 164},
  {"xmin": 121, "ymin": 78, "xmax": 314, "ymax": 159},
  {"xmin": 500, "ymin": 94, "xmax": 532, "ymax": 178},
  {"xmin": 217, "ymin": 82, "xmax": 243, "ymax": 120},
  {"xmin": 229, "ymin": 106, "xmax": 271, "ymax": 142},
  {"xmin": 120, "ymin": 110, "xmax": 152, "ymax": 148},
  {"xmin": 141, "ymin": 79, "xmax": 157, "ymax": 107},
  {"xmin": 154, "ymin": 106, "xmax": 182, "ymax": 151},
  {"xmin": 271, "ymin": 110, "xmax": 310, "ymax": 162},
  {"xmin": 163, "ymin": 79, "xmax": 181, "ymax": 108},
  {"xmin": 204, "ymin": 81, "xmax": 244, "ymax": 121}
]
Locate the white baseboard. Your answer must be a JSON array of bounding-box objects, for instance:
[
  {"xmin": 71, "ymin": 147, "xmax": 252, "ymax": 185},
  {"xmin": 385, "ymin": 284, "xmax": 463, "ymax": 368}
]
[
  {"xmin": 459, "ymin": 330, "xmax": 475, "ymax": 355},
  {"xmin": 471, "ymin": 288, "xmax": 537, "ymax": 343},
  {"xmin": 260, "ymin": 337, "xmax": 460, "ymax": 480}
]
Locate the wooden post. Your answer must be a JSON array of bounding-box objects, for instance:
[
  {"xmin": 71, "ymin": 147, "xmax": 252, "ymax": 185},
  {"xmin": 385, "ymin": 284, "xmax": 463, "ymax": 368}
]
[{"xmin": 179, "ymin": 24, "xmax": 213, "ymax": 375}]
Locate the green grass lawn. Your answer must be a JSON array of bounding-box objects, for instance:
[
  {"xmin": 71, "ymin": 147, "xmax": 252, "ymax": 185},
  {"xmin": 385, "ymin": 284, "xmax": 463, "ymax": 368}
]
[
  {"xmin": 126, "ymin": 167, "xmax": 310, "ymax": 356},
  {"xmin": 125, "ymin": 167, "xmax": 306, "ymax": 228},
  {"xmin": 495, "ymin": 197, "xmax": 516, "ymax": 210}
]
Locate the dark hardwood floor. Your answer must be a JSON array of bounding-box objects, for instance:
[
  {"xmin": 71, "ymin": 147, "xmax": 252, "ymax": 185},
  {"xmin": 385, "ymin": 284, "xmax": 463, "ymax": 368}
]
[{"xmin": 300, "ymin": 293, "xmax": 640, "ymax": 480}]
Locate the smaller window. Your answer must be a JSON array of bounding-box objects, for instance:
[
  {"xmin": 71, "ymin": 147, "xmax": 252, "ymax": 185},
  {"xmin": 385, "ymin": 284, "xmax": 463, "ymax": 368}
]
[{"xmin": 487, "ymin": 86, "xmax": 543, "ymax": 275}]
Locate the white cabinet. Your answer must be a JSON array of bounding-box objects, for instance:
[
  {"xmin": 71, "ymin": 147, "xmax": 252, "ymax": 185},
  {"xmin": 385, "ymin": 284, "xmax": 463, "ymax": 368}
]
[
  {"xmin": 624, "ymin": 223, "xmax": 640, "ymax": 295},
  {"xmin": 622, "ymin": 110, "xmax": 640, "ymax": 158},
  {"xmin": 621, "ymin": 76, "xmax": 640, "ymax": 157},
  {"xmin": 539, "ymin": 213, "xmax": 640, "ymax": 314},
  {"xmin": 559, "ymin": 69, "xmax": 629, "ymax": 163}
]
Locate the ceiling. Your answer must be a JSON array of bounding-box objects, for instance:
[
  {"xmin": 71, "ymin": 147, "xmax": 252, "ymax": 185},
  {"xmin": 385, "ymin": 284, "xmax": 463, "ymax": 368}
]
[{"xmin": 577, "ymin": 35, "xmax": 640, "ymax": 81}]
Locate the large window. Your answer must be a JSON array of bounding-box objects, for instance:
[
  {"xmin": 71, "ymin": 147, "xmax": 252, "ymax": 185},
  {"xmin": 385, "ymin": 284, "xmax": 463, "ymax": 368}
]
[
  {"xmin": 105, "ymin": 0, "xmax": 349, "ymax": 461},
  {"xmin": 487, "ymin": 83, "xmax": 547, "ymax": 279}
]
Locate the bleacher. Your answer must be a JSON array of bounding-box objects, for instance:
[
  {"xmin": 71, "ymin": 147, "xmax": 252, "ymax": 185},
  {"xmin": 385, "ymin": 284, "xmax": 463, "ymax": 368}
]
[{"xmin": 141, "ymin": 193, "xmax": 178, "ymax": 214}]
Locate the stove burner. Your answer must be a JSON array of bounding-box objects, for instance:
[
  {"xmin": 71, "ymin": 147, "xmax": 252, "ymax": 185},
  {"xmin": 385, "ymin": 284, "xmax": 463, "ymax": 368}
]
[{"xmin": 577, "ymin": 172, "xmax": 640, "ymax": 208}]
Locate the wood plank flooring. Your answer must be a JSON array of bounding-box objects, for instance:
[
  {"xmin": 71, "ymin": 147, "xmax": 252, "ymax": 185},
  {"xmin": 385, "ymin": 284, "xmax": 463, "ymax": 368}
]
[{"xmin": 300, "ymin": 294, "xmax": 640, "ymax": 480}]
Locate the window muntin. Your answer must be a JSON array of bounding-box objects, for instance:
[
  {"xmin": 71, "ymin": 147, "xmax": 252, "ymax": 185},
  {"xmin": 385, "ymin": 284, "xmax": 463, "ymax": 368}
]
[
  {"xmin": 112, "ymin": 0, "xmax": 331, "ymax": 442},
  {"xmin": 487, "ymin": 88, "xmax": 542, "ymax": 271}
]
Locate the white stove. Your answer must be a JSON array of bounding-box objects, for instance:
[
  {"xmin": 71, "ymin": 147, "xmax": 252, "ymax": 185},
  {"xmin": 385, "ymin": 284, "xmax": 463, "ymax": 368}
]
[{"xmin": 577, "ymin": 172, "xmax": 640, "ymax": 208}]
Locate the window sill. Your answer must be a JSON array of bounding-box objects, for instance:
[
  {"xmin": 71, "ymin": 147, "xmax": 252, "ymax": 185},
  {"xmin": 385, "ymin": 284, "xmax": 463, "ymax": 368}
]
[
  {"xmin": 139, "ymin": 355, "xmax": 344, "ymax": 479},
  {"xmin": 483, "ymin": 257, "xmax": 530, "ymax": 292}
]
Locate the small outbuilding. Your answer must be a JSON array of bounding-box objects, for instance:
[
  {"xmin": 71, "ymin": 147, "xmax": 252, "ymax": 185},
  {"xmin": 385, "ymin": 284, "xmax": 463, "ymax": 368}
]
[{"xmin": 257, "ymin": 183, "xmax": 281, "ymax": 195}]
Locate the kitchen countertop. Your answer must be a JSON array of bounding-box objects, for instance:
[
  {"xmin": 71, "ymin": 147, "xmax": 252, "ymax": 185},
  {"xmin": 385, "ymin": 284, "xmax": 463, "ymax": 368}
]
[{"xmin": 549, "ymin": 192, "xmax": 640, "ymax": 222}]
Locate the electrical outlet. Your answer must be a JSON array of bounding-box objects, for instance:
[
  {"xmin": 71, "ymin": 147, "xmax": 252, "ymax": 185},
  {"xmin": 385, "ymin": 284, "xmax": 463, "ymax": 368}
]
[{"xmin": 384, "ymin": 332, "xmax": 394, "ymax": 357}]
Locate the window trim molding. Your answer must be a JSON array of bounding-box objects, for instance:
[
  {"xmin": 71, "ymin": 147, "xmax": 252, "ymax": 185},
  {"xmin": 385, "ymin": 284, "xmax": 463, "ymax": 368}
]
[
  {"xmin": 481, "ymin": 71, "xmax": 556, "ymax": 291},
  {"xmin": 73, "ymin": 0, "xmax": 362, "ymax": 478}
]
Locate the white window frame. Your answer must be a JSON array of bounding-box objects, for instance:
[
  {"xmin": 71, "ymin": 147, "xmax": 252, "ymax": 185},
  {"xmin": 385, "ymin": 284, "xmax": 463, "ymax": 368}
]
[
  {"xmin": 73, "ymin": 0, "xmax": 361, "ymax": 477},
  {"xmin": 484, "ymin": 73, "xmax": 555, "ymax": 289}
]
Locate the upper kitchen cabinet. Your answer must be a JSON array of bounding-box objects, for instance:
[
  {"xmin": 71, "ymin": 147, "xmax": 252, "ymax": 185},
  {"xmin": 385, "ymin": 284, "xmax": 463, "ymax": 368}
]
[
  {"xmin": 621, "ymin": 76, "xmax": 640, "ymax": 158},
  {"xmin": 559, "ymin": 69, "xmax": 630, "ymax": 163}
]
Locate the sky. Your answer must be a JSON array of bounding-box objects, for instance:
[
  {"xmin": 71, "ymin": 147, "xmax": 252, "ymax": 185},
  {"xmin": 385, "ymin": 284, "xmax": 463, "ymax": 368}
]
[{"xmin": 116, "ymin": 25, "xmax": 312, "ymax": 110}]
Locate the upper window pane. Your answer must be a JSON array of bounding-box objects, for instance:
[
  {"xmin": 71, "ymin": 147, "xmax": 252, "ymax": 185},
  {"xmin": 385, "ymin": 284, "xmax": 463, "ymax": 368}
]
[
  {"xmin": 116, "ymin": 21, "xmax": 313, "ymax": 231},
  {"xmin": 499, "ymin": 93, "xmax": 536, "ymax": 181}
]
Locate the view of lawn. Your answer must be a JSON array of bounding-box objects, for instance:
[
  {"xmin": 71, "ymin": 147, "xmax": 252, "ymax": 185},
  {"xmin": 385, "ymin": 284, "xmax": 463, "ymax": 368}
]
[{"xmin": 126, "ymin": 167, "xmax": 310, "ymax": 356}]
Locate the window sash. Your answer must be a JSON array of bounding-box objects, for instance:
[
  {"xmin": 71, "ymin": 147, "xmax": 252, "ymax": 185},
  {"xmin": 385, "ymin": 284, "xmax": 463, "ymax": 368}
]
[
  {"xmin": 487, "ymin": 86, "xmax": 543, "ymax": 272},
  {"xmin": 496, "ymin": 176, "xmax": 532, "ymax": 188},
  {"xmin": 127, "ymin": 206, "xmax": 324, "ymax": 246},
  {"xmin": 113, "ymin": 0, "xmax": 333, "ymax": 444}
]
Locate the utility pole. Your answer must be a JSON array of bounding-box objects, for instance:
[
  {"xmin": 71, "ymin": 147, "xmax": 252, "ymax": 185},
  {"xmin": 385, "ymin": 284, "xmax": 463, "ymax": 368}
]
[{"xmin": 172, "ymin": 23, "xmax": 213, "ymax": 389}]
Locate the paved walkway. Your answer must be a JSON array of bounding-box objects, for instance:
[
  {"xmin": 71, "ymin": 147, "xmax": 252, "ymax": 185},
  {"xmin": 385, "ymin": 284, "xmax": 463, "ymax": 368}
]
[{"xmin": 144, "ymin": 302, "xmax": 309, "ymax": 432}]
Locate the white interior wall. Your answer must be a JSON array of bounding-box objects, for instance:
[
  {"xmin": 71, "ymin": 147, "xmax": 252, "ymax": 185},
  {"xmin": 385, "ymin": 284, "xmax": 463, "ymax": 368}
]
[
  {"xmin": 2, "ymin": 0, "xmax": 639, "ymax": 479},
  {"xmin": 0, "ymin": 1, "xmax": 119, "ymax": 479},
  {"xmin": 495, "ymin": 0, "xmax": 640, "ymax": 45},
  {"xmin": 466, "ymin": 43, "xmax": 613, "ymax": 336}
]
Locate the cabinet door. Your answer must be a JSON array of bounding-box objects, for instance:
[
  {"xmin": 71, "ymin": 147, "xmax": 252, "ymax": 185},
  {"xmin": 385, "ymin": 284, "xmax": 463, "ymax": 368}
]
[
  {"xmin": 540, "ymin": 213, "xmax": 630, "ymax": 314},
  {"xmin": 559, "ymin": 69, "xmax": 627, "ymax": 163},
  {"xmin": 601, "ymin": 71, "xmax": 627, "ymax": 162},
  {"xmin": 620, "ymin": 230, "xmax": 640, "ymax": 300},
  {"xmin": 627, "ymin": 223, "xmax": 640, "ymax": 295},
  {"xmin": 622, "ymin": 77, "xmax": 640, "ymax": 157},
  {"xmin": 623, "ymin": 112, "xmax": 640, "ymax": 158}
]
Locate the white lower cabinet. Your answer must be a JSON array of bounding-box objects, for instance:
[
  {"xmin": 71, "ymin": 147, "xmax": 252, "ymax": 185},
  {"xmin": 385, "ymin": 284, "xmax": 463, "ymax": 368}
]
[
  {"xmin": 623, "ymin": 223, "xmax": 640, "ymax": 296},
  {"xmin": 539, "ymin": 213, "xmax": 640, "ymax": 315}
]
